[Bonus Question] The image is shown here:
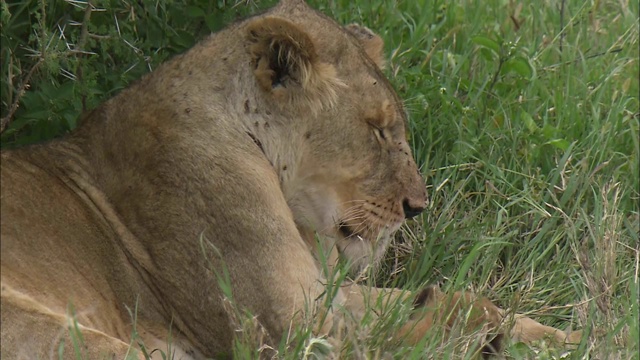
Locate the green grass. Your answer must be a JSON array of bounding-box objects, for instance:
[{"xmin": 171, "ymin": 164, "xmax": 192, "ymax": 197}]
[{"xmin": 2, "ymin": 0, "xmax": 638, "ymax": 359}]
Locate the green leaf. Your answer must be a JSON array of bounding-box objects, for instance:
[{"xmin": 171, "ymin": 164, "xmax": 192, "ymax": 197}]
[
  {"xmin": 185, "ymin": 6, "xmax": 205, "ymax": 18},
  {"xmin": 520, "ymin": 111, "xmax": 538, "ymax": 133},
  {"xmin": 508, "ymin": 342, "xmax": 534, "ymax": 357},
  {"xmin": 171, "ymin": 29, "xmax": 196, "ymax": 51},
  {"xmin": 51, "ymin": 82, "xmax": 75, "ymax": 100},
  {"xmin": 480, "ymin": 47, "xmax": 495, "ymax": 61},
  {"xmin": 471, "ymin": 35, "xmax": 500, "ymax": 55},
  {"xmin": 542, "ymin": 124, "xmax": 557, "ymax": 139},
  {"xmin": 205, "ymin": 12, "xmax": 225, "ymax": 33},
  {"xmin": 22, "ymin": 110, "xmax": 50, "ymax": 121},
  {"xmin": 503, "ymin": 56, "xmax": 533, "ymax": 79},
  {"xmin": 63, "ymin": 112, "xmax": 77, "ymax": 130},
  {"xmin": 546, "ymin": 138, "xmax": 570, "ymax": 150}
]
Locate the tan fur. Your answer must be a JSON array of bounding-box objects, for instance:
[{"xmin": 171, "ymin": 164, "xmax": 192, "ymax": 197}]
[{"xmin": 0, "ymin": 1, "xmax": 579, "ymax": 358}]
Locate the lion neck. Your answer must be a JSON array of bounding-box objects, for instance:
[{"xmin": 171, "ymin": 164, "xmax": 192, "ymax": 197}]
[{"xmin": 240, "ymin": 108, "xmax": 305, "ymax": 193}]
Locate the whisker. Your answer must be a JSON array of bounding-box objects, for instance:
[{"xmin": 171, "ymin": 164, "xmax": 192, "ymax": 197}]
[
  {"xmin": 339, "ymin": 199, "xmax": 367, "ymax": 205},
  {"xmin": 339, "ymin": 211, "xmax": 366, "ymax": 222},
  {"xmin": 339, "ymin": 213, "xmax": 367, "ymax": 226},
  {"xmin": 340, "ymin": 203, "xmax": 364, "ymax": 214},
  {"xmin": 339, "ymin": 209, "xmax": 367, "ymax": 223}
]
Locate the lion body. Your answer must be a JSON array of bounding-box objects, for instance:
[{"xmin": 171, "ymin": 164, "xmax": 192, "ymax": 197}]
[
  {"xmin": 0, "ymin": 1, "xmax": 579, "ymax": 359},
  {"xmin": 1, "ymin": 1, "xmax": 422, "ymax": 357}
]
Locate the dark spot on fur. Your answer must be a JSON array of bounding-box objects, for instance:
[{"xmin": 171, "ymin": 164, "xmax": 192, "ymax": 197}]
[
  {"xmin": 246, "ymin": 132, "xmax": 264, "ymax": 154},
  {"xmin": 373, "ymin": 81, "xmax": 377, "ymax": 85},
  {"xmin": 282, "ymin": 165, "xmax": 287, "ymax": 171},
  {"xmin": 185, "ymin": 108, "xmax": 191, "ymax": 114},
  {"xmin": 482, "ymin": 333, "xmax": 504, "ymax": 359},
  {"xmin": 304, "ymin": 131, "xmax": 312, "ymax": 139},
  {"xmin": 266, "ymin": 110, "xmax": 272, "ymax": 115},
  {"xmin": 264, "ymin": 122, "xmax": 270, "ymax": 128},
  {"xmin": 338, "ymin": 223, "xmax": 355, "ymax": 238},
  {"xmin": 412, "ymin": 285, "xmax": 438, "ymax": 309},
  {"xmin": 188, "ymin": 70, "xmax": 193, "ymax": 76},
  {"xmin": 254, "ymin": 121, "xmax": 259, "ymax": 127},
  {"xmin": 244, "ymin": 100, "xmax": 250, "ymax": 113},
  {"xmin": 222, "ymin": 57, "xmax": 228, "ymax": 62}
]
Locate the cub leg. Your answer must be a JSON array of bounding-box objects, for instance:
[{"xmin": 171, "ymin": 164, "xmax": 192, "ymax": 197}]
[
  {"xmin": 342, "ymin": 283, "xmax": 503, "ymax": 355},
  {"xmin": 507, "ymin": 313, "xmax": 582, "ymax": 345},
  {"xmin": 342, "ymin": 283, "xmax": 581, "ymax": 350},
  {"xmin": 304, "ymin": 234, "xmax": 580, "ymax": 351}
]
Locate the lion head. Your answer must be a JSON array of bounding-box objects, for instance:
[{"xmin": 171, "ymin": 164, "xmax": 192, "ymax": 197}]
[{"xmin": 242, "ymin": 0, "xmax": 427, "ymax": 273}]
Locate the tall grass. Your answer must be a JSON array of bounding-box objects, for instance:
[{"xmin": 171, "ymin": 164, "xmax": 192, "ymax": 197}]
[
  {"xmin": 338, "ymin": 0, "xmax": 639, "ymax": 358},
  {"xmin": 2, "ymin": 0, "xmax": 637, "ymax": 359}
]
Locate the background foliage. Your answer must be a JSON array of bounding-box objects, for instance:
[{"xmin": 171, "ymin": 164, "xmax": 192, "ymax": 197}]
[{"xmin": 1, "ymin": 0, "xmax": 638, "ymax": 358}]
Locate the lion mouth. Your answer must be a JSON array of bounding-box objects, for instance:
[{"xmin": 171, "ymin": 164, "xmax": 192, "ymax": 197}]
[{"xmin": 338, "ymin": 222, "xmax": 365, "ymax": 241}]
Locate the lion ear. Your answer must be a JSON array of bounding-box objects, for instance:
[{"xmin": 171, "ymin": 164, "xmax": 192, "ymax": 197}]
[
  {"xmin": 246, "ymin": 17, "xmax": 342, "ymax": 111},
  {"xmin": 346, "ymin": 24, "xmax": 385, "ymax": 69}
]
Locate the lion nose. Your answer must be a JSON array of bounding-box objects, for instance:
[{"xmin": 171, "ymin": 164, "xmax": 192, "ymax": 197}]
[{"xmin": 402, "ymin": 198, "xmax": 425, "ymax": 219}]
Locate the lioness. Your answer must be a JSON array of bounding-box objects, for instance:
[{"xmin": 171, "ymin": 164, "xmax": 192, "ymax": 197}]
[{"xmin": 0, "ymin": 0, "xmax": 580, "ymax": 358}]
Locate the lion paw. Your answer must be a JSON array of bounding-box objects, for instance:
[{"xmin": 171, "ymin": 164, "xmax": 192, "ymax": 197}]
[{"xmin": 405, "ymin": 285, "xmax": 504, "ymax": 358}]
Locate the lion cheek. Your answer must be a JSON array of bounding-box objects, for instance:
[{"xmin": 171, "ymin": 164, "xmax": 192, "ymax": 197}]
[{"xmin": 286, "ymin": 184, "xmax": 340, "ymax": 235}]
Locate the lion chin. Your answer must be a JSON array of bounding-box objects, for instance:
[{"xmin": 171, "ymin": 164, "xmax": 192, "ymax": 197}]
[{"xmin": 333, "ymin": 224, "xmax": 395, "ymax": 275}]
